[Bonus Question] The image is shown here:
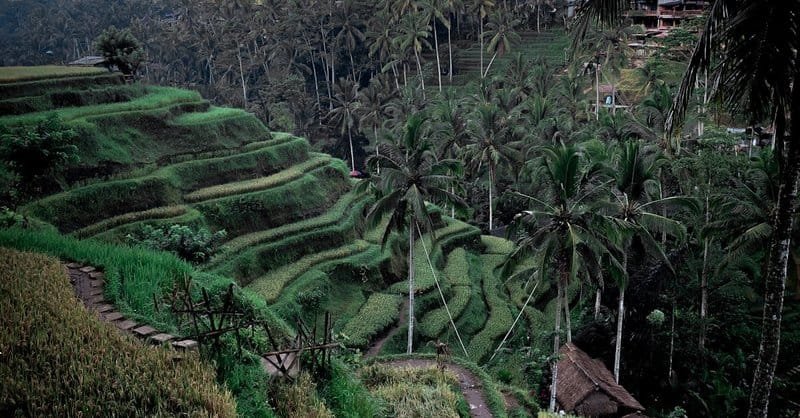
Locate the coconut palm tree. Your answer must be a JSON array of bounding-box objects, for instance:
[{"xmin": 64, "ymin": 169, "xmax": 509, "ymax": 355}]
[
  {"xmin": 333, "ymin": 0, "xmax": 366, "ymax": 82},
  {"xmin": 469, "ymin": 0, "xmax": 496, "ymax": 77},
  {"xmin": 464, "ymin": 102, "xmax": 520, "ymax": 231},
  {"xmin": 362, "ymin": 114, "xmax": 464, "ymax": 353},
  {"xmin": 421, "ymin": 0, "xmax": 451, "ymax": 91},
  {"xmin": 397, "ymin": 13, "xmax": 432, "ymax": 98},
  {"xmin": 575, "ymin": 1, "xmax": 799, "ymax": 415},
  {"xmin": 506, "ymin": 141, "xmax": 622, "ymax": 412},
  {"xmin": 327, "ymin": 78, "xmax": 361, "ymax": 173},
  {"xmin": 606, "ymin": 140, "xmax": 689, "ymax": 383},
  {"xmin": 482, "ymin": 9, "xmax": 520, "ymax": 78}
]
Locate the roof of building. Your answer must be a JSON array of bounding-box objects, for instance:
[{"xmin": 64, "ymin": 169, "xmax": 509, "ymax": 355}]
[
  {"xmin": 67, "ymin": 56, "xmax": 106, "ymax": 66},
  {"xmin": 557, "ymin": 343, "xmax": 645, "ymax": 413}
]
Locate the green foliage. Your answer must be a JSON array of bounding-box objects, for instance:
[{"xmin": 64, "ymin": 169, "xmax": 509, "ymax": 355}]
[
  {"xmin": 94, "ymin": 26, "xmax": 146, "ymax": 75},
  {"xmin": 481, "ymin": 235, "xmax": 515, "ymax": 255},
  {"xmin": 341, "ymin": 293, "xmax": 403, "ymax": 348},
  {"xmin": 269, "ymin": 373, "xmax": 334, "ymax": 418},
  {"xmin": 185, "ymin": 155, "xmax": 330, "ymax": 202},
  {"xmin": 207, "ymin": 192, "xmax": 364, "ymax": 268},
  {"xmin": 359, "ymin": 364, "xmax": 462, "ymax": 418},
  {"xmin": 0, "ymin": 248, "xmax": 237, "ymax": 417},
  {"xmin": 467, "ymin": 254, "xmax": 514, "ymax": 363},
  {"xmin": 0, "ymin": 65, "xmax": 106, "ymax": 83},
  {"xmin": 196, "ymin": 163, "xmax": 349, "ymax": 236},
  {"xmin": 0, "ymin": 84, "xmax": 147, "ymax": 116},
  {"xmin": 319, "ymin": 361, "xmax": 384, "ymax": 418},
  {"xmin": 248, "ymin": 240, "xmax": 376, "ymax": 302},
  {"xmin": 73, "ymin": 205, "xmax": 189, "ymax": 238},
  {"xmin": 0, "ymin": 114, "xmax": 78, "ymax": 200},
  {"xmin": 26, "ymin": 176, "xmax": 180, "ymax": 232},
  {"xmin": 419, "ymin": 285, "xmax": 471, "ymax": 339},
  {"xmin": 126, "ymin": 224, "xmax": 227, "ymax": 263}
]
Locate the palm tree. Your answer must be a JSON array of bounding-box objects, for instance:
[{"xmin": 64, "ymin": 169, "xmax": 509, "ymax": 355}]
[
  {"xmin": 607, "ymin": 140, "xmax": 688, "ymax": 383},
  {"xmin": 506, "ymin": 141, "xmax": 622, "ymax": 412},
  {"xmin": 421, "ymin": 0, "xmax": 450, "ymax": 91},
  {"xmin": 333, "ymin": 0, "xmax": 366, "ymax": 82},
  {"xmin": 576, "ymin": 2, "xmax": 799, "ymax": 415},
  {"xmin": 464, "ymin": 102, "xmax": 519, "ymax": 231},
  {"xmin": 362, "ymin": 114, "xmax": 464, "ymax": 354},
  {"xmin": 327, "ymin": 78, "xmax": 361, "ymax": 173},
  {"xmin": 397, "ymin": 13, "xmax": 432, "ymax": 98},
  {"xmin": 358, "ymin": 76, "xmax": 395, "ymax": 159},
  {"xmin": 469, "ymin": 0, "xmax": 495, "ymax": 77},
  {"xmin": 482, "ymin": 9, "xmax": 520, "ymax": 78}
]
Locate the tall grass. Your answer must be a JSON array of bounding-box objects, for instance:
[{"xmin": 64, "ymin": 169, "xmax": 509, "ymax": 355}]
[
  {"xmin": 196, "ymin": 163, "xmax": 349, "ymax": 236},
  {"xmin": 247, "ymin": 240, "xmax": 375, "ymax": 302},
  {"xmin": 359, "ymin": 363, "xmax": 463, "ymax": 418},
  {"xmin": 0, "ymin": 86, "xmax": 203, "ymax": 125},
  {"xmin": 185, "ymin": 155, "xmax": 330, "ymax": 202},
  {"xmin": 467, "ymin": 254, "xmax": 515, "ymax": 363},
  {"xmin": 0, "ymin": 65, "xmax": 106, "ymax": 82},
  {"xmin": 341, "ymin": 293, "xmax": 403, "ymax": 348},
  {"xmin": 0, "ymin": 247, "xmax": 237, "ymax": 417}
]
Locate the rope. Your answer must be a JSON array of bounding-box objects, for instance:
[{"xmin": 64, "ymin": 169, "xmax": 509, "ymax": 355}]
[
  {"xmin": 416, "ymin": 223, "xmax": 469, "ymax": 357},
  {"xmin": 488, "ymin": 275, "xmax": 539, "ymax": 363}
]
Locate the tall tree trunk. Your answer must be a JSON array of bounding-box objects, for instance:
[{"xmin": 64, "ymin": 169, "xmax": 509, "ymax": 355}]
[
  {"xmin": 407, "ymin": 222, "xmax": 417, "ymax": 354},
  {"xmin": 668, "ymin": 300, "xmax": 676, "ymax": 381},
  {"xmin": 414, "ymin": 48, "xmax": 426, "ymax": 99},
  {"xmin": 310, "ymin": 48, "xmax": 322, "ymax": 111},
  {"xmin": 483, "ymin": 51, "xmax": 498, "ymax": 78},
  {"xmin": 563, "ymin": 284, "xmax": 572, "ymax": 343},
  {"xmin": 595, "ymin": 64, "xmax": 600, "ymax": 120},
  {"xmin": 747, "ymin": 81, "xmax": 800, "ymax": 418},
  {"xmin": 549, "ymin": 278, "xmax": 563, "ymax": 413},
  {"xmin": 594, "ymin": 286, "xmax": 602, "ymax": 320},
  {"xmin": 448, "ymin": 23, "xmax": 453, "ymax": 83},
  {"xmin": 433, "ymin": 20, "xmax": 443, "ymax": 91},
  {"xmin": 347, "ymin": 124, "xmax": 356, "ymax": 172},
  {"xmin": 488, "ymin": 165, "xmax": 495, "ymax": 231},
  {"xmin": 479, "ymin": 17, "xmax": 485, "ymax": 78},
  {"xmin": 237, "ymin": 48, "xmax": 247, "ymax": 108},
  {"xmin": 349, "ymin": 47, "xmax": 357, "ymax": 82},
  {"xmin": 614, "ymin": 251, "xmax": 628, "ymax": 383},
  {"xmin": 700, "ymin": 190, "xmax": 711, "ymax": 352}
]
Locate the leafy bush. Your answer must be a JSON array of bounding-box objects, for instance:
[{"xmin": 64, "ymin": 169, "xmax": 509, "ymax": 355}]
[
  {"xmin": 126, "ymin": 224, "xmax": 226, "ymax": 263},
  {"xmin": 94, "ymin": 26, "xmax": 145, "ymax": 75},
  {"xmin": 0, "ymin": 114, "xmax": 78, "ymax": 201},
  {"xmin": 0, "ymin": 248, "xmax": 236, "ymax": 417}
]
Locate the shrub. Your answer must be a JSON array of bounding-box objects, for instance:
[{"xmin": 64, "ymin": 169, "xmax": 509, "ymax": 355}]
[
  {"xmin": 126, "ymin": 224, "xmax": 227, "ymax": 263},
  {"xmin": 0, "ymin": 248, "xmax": 237, "ymax": 417},
  {"xmin": 94, "ymin": 26, "xmax": 145, "ymax": 75},
  {"xmin": 0, "ymin": 114, "xmax": 78, "ymax": 201}
]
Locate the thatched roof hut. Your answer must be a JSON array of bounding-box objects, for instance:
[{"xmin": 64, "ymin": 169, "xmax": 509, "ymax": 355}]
[
  {"xmin": 556, "ymin": 343, "xmax": 645, "ymax": 417},
  {"xmin": 67, "ymin": 56, "xmax": 106, "ymax": 67}
]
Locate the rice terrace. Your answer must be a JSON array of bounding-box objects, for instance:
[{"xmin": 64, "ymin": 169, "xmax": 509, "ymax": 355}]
[{"xmin": 0, "ymin": 1, "xmax": 798, "ymax": 417}]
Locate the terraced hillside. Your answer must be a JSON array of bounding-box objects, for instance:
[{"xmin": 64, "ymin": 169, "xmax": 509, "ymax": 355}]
[
  {"xmin": 425, "ymin": 28, "xmax": 570, "ymax": 87},
  {"xmin": 1, "ymin": 67, "xmax": 556, "ymax": 403}
]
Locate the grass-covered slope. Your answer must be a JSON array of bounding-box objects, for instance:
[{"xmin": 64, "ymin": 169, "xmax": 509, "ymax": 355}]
[{"xmin": 0, "ymin": 247, "xmax": 237, "ymax": 417}]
